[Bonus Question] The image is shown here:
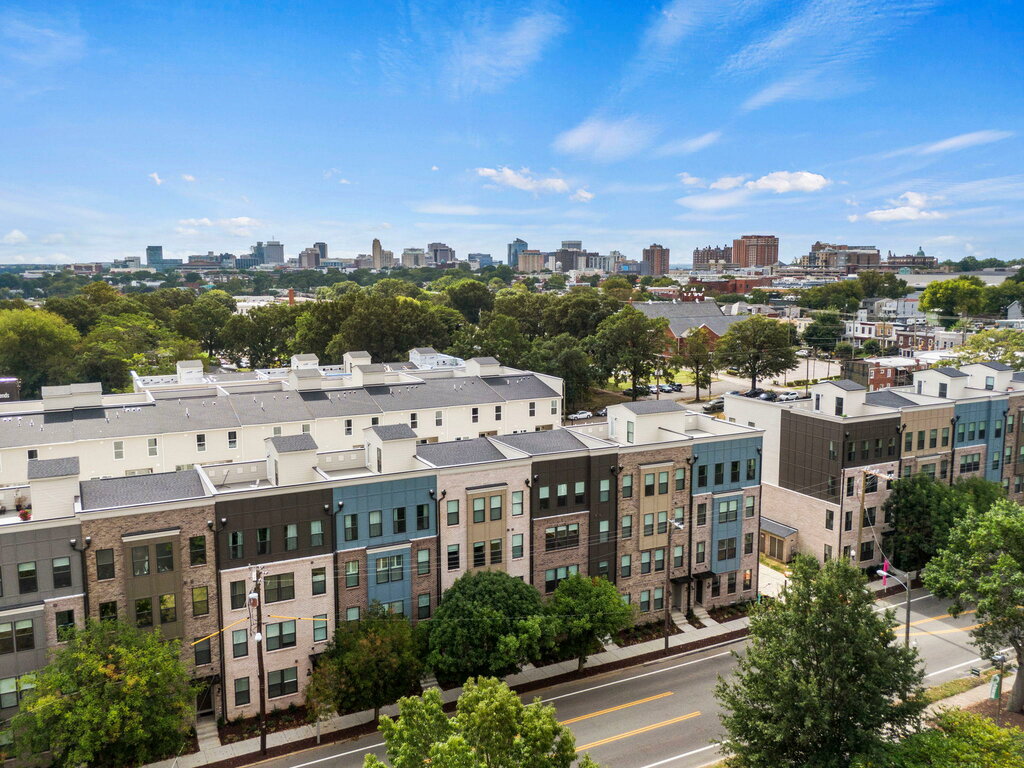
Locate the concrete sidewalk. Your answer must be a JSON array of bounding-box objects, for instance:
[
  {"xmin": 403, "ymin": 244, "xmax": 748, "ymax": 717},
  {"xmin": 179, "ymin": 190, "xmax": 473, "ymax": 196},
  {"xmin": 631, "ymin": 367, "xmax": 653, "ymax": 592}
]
[{"xmin": 149, "ymin": 616, "xmax": 751, "ymax": 768}]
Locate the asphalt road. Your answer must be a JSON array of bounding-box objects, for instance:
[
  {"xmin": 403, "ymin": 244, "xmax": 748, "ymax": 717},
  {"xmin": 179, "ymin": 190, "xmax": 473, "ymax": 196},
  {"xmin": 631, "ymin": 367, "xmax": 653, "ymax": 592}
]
[{"xmin": 249, "ymin": 590, "xmax": 988, "ymax": 768}]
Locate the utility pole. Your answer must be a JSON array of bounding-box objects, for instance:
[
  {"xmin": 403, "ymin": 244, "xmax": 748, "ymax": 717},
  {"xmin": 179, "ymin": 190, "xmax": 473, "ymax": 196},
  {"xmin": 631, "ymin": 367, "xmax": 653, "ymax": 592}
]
[{"xmin": 249, "ymin": 566, "xmax": 268, "ymax": 756}]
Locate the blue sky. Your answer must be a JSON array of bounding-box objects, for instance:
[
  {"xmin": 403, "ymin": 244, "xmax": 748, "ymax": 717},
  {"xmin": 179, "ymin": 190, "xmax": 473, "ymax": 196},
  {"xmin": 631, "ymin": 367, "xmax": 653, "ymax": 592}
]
[{"xmin": 1, "ymin": 0, "xmax": 1022, "ymax": 265}]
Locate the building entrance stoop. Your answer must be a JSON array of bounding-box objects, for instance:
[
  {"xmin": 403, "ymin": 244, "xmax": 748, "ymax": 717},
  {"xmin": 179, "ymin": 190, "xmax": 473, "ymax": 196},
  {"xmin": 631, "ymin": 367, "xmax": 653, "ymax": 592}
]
[
  {"xmin": 691, "ymin": 604, "xmax": 719, "ymax": 627},
  {"xmin": 194, "ymin": 718, "xmax": 221, "ymax": 753}
]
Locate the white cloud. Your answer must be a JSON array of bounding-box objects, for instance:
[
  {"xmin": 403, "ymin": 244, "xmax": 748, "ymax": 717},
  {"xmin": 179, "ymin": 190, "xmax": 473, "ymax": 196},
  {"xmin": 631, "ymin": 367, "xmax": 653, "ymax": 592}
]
[
  {"xmin": 656, "ymin": 131, "xmax": 721, "ymax": 156},
  {"xmin": 710, "ymin": 175, "xmax": 747, "ymax": 190},
  {"xmin": 415, "ymin": 203, "xmax": 486, "ymax": 216},
  {"xmin": 677, "ymin": 172, "xmax": 703, "ymax": 186},
  {"xmin": 181, "ymin": 174, "xmax": 196, "ymax": 182},
  {"xmin": 571, "ymin": 188, "xmax": 595, "ymax": 203},
  {"xmin": 552, "ymin": 116, "xmax": 660, "ymax": 162},
  {"xmin": 1, "ymin": 13, "xmax": 86, "ymax": 67},
  {"xmin": 475, "ymin": 166, "xmax": 570, "ymax": 194},
  {"xmin": 2, "ymin": 229, "xmax": 27, "ymax": 244},
  {"xmin": 337, "ymin": 178, "xmax": 351, "ymax": 185},
  {"xmin": 745, "ymin": 170, "xmax": 830, "ymax": 193},
  {"xmin": 848, "ymin": 191, "xmax": 946, "ymax": 222},
  {"xmin": 175, "ymin": 216, "xmax": 262, "ymax": 236},
  {"xmin": 40, "ymin": 233, "xmax": 64, "ymax": 243},
  {"xmin": 676, "ymin": 189, "xmax": 752, "ymax": 211},
  {"xmin": 447, "ymin": 11, "xmax": 564, "ymax": 97},
  {"xmin": 148, "ymin": 172, "xmax": 163, "ymax": 185},
  {"xmin": 887, "ymin": 129, "xmax": 1015, "ymax": 157},
  {"xmin": 431, "ymin": 165, "xmax": 439, "ymax": 171}
]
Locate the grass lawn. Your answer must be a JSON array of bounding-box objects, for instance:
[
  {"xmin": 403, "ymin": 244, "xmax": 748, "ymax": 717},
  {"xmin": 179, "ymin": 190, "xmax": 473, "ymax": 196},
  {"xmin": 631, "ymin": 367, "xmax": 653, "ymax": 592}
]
[
  {"xmin": 922, "ymin": 667, "xmax": 998, "ymax": 704},
  {"xmin": 584, "ymin": 388, "xmax": 632, "ymax": 410}
]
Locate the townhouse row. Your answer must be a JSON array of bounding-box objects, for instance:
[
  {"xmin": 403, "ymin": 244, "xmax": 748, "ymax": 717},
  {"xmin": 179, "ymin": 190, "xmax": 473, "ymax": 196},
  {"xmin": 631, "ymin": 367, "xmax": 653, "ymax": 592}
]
[
  {"xmin": 0, "ymin": 395, "xmax": 762, "ymax": 724},
  {"xmin": 725, "ymin": 361, "xmax": 1024, "ymax": 568}
]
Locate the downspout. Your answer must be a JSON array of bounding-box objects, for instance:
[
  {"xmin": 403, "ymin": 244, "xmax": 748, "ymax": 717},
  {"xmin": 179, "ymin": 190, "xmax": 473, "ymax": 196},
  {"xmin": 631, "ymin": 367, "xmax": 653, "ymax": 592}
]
[
  {"xmin": 324, "ymin": 501, "xmax": 340, "ymax": 631},
  {"xmin": 685, "ymin": 455, "xmax": 697, "ymax": 613},
  {"xmin": 207, "ymin": 516, "xmax": 229, "ymax": 718},
  {"xmin": 609, "ymin": 462, "xmax": 624, "ymax": 585},
  {"xmin": 948, "ymin": 415, "xmax": 960, "ymax": 487},
  {"xmin": 429, "ymin": 488, "xmax": 446, "ymax": 613}
]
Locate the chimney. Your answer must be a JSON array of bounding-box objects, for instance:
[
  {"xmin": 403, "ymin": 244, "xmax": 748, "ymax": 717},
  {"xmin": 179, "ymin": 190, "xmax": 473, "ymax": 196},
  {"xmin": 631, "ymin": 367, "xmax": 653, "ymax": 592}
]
[{"xmin": 288, "ymin": 288, "xmax": 295, "ymax": 305}]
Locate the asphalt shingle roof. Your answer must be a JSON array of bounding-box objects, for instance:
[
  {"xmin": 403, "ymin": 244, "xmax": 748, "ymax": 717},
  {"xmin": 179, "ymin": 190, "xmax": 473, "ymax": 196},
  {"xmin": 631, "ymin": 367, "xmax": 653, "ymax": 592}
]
[
  {"xmin": 633, "ymin": 302, "xmax": 744, "ymax": 338},
  {"xmin": 977, "ymin": 361, "xmax": 1014, "ymax": 371},
  {"xmin": 761, "ymin": 517, "xmax": 798, "ymax": 537},
  {"xmin": 481, "ymin": 374, "xmax": 560, "ymax": 400},
  {"xmin": 492, "ymin": 430, "xmax": 587, "ymax": 455},
  {"xmin": 620, "ymin": 400, "xmax": 685, "ymax": 415},
  {"xmin": 823, "ymin": 379, "xmax": 867, "ymax": 391},
  {"xmin": 266, "ymin": 433, "xmax": 318, "ymax": 453},
  {"xmin": 27, "ymin": 456, "xmax": 80, "ymax": 479},
  {"xmin": 865, "ymin": 390, "xmax": 918, "ymax": 409},
  {"xmin": 416, "ymin": 437, "xmax": 506, "ymax": 466},
  {"xmin": 79, "ymin": 470, "xmax": 207, "ymax": 511},
  {"xmin": 370, "ymin": 424, "xmax": 417, "ymax": 441},
  {"xmin": 935, "ymin": 367, "xmax": 969, "ymax": 378}
]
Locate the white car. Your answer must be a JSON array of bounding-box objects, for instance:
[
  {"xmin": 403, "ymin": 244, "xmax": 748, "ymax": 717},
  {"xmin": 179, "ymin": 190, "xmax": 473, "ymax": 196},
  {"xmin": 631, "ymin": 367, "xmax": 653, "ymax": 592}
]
[
  {"xmin": 777, "ymin": 391, "xmax": 801, "ymax": 402},
  {"xmin": 795, "ymin": 349, "xmax": 809, "ymax": 357},
  {"xmin": 567, "ymin": 410, "xmax": 593, "ymax": 421}
]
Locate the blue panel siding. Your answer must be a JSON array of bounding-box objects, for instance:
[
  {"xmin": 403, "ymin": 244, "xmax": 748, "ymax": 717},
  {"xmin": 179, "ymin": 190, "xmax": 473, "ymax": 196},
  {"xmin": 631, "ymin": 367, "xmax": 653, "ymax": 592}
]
[
  {"xmin": 367, "ymin": 544, "xmax": 413, "ymax": 612},
  {"xmin": 332, "ymin": 475, "xmax": 437, "ymax": 550},
  {"xmin": 953, "ymin": 400, "xmax": 1008, "ymax": 482},
  {"xmin": 692, "ymin": 437, "xmax": 762, "ymax": 495},
  {"xmin": 710, "ymin": 494, "xmax": 743, "ymax": 574}
]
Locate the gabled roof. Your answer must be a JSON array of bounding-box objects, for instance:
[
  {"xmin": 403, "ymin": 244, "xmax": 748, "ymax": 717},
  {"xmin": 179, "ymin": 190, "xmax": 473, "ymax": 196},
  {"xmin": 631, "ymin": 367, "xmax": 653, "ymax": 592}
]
[
  {"xmin": 416, "ymin": 437, "xmax": 506, "ymax": 467},
  {"xmin": 620, "ymin": 400, "xmax": 685, "ymax": 415},
  {"xmin": 976, "ymin": 361, "xmax": 1014, "ymax": 371},
  {"xmin": 633, "ymin": 301, "xmax": 744, "ymax": 338},
  {"xmin": 491, "ymin": 429, "xmax": 587, "ymax": 456},
  {"xmin": 865, "ymin": 390, "xmax": 918, "ymax": 409},
  {"xmin": 266, "ymin": 433, "xmax": 318, "ymax": 453},
  {"xmin": 469, "ymin": 356, "xmax": 501, "ymax": 366},
  {"xmin": 761, "ymin": 517, "xmax": 798, "ymax": 538},
  {"xmin": 934, "ymin": 367, "xmax": 968, "ymax": 378},
  {"xmin": 27, "ymin": 456, "xmax": 80, "ymax": 480},
  {"xmin": 80, "ymin": 470, "xmax": 207, "ymax": 511},
  {"xmin": 369, "ymin": 424, "xmax": 417, "ymax": 441},
  {"xmin": 822, "ymin": 379, "xmax": 866, "ymax": 392}
]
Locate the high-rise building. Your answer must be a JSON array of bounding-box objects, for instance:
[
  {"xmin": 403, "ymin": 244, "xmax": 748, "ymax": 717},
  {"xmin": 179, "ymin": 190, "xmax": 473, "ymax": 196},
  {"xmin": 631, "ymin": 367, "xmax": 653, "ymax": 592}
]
[
  {"xmin": 264, "ymin": 241, "xmax": 285, "ymax": 264},
  {"xmin": 146, "ymin": 245, "xmax": 163, "ymax": 266},
  {"xmin": 401, "ymin": 248, "xmax": 426, "ymax": 267},
  {"xmin": 517, "ymin": 250, "xmax": 546, "ymax": 273},
  {"xmin": 428, "ymin": 243, "xmax": 455, "ymax": 264},
  {"xmin": 371, "ymin": 239, "xmax": 384, "ymax": 270},
  {"xmin": 799, "ymin": 242, "xmax": 881, "ymax": 273},
  {"xmin": 561, "ymin": 240, "xmax": 582, "ymax": 251},
  {"xmin": 298, "ymin": 248, "xmax": 321, "ymax": 269},
  {"xmin": 468, "ymin": 253, "xmax": 493, "ymax": 268},
  {"xmin": 642, "ymin": 243, "xmax": 670, "ymax": 276},
  {"xmin": 692, "ymin": 245, "xmax": 733, "ymax": 270},
  {"xmin": 507, "ymin": 238, "xmax": 528, "ymax": 269},
  {"xmin": 314, "ymin": 242, "xmax": 328, "ymax": 262},
  {"xmin": 732, "ymin": 235, "xmax": 779, "ymax": 268}
]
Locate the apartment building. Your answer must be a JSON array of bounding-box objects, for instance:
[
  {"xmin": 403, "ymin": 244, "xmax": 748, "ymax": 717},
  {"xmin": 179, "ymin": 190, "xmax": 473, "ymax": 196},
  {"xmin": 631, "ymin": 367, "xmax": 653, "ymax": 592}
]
[
  {"xmin": 0, "ymin": 351, "xmax": 762, "ymax": 723},
  {"xmin": 725, "ymin": 361, "xmax": 1022, "ymax": 571}
]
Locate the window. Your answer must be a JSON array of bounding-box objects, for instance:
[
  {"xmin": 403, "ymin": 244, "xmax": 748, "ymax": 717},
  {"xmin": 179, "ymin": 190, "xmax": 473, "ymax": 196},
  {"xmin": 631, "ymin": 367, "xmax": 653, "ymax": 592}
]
[
  {"xmin": 265, "ymin": 573, "xmax": 295, "ymax": 602},
  {"xmin": 959, "ymin": 452, "xmax": 981, "ymax": 474},
  {"xmin": 392, "ymin": 507, "xmax": 407, "ymax": 534},
  {"xmin": 156, "ymin": 542, "xmax": 173, "ymax": 573},
  {"xmin": 621, "ymin": 514, "xmax": 633, "ymax": 539},
  {"xmin": 573, "ymin": 481, "xmax": 585, "ymax": 505},
  {"xmin": 344, "ymin": 419, "xmax": 353, "ymax": 436},
  {"xmin": 860, "ymin": 540, "xmax": 875, "ymax": 562},
  {"xmin": 827, "ymin": 476, "xmax": 837, "ymax": 497},
  {"xmin": 235, "ymin": 677, "xmax": 251, "ymax": 706},
  {"xmin": 51, "ymin": 556, "xmax": 72, "ymax": 589},
  {"xmin": 744, "ymin": 496, "xmax": 755, "ymax": 518},
  {"xmin": 544, "ymin": 565, "xmax": 578, "ymax": 593},
  {"xmin": 135, "ymin": 597, "xmax": 153, "ymax": 627},
  {"xmin": 279, "ymin": 523, "xmax": 298, "ymax": 551},
  {"xmin": 844, "ymin": 508, "xmax": 853, "ymax": 531},
  {"xmin": 229, "ymin": 531, "xmax": 244, "ymax": 559},
  {"xmin": 410, "ymin": 413, "xmax": 418, "ymax": 428},
  {"xmin": 435, "ymin": 410, "xmax": 443, "ymax": 427},
  {"xmin": 472, "ymin": 542, "xmax": 486, "ymax": 568},
  {"xmin": 159, "ymin": 593, "xmax": 176, "ymax": 623},
  {"xmin": 230, "ymin": 580, "xmax": 246, "ymax": 609},
  {"xmin": 232, "ymin": 627, "xmax": 250, "ymax": 657},
  {"xmin": 345, "ymin": 560, "xmax": 359, "ymax": 588},
  {"xmin": 96, "ymin": 549, "xmax": 115, "ymax": 581},
  {"xmin": 744, "ymin": 532, "xmax": 754, "ymax": 555},
  {"xmin": 673, "ymin": 544, "xmax": 684, "ymax": 567},
  {"xmin": 490, "ymin": 495, "xmax": 503, "ymax": 520},
  {"xmin": 193, "ymin": 637, "xmax": 212, "ymax": 666},
  {"xmin": 551, "ymin": 399, "xmax": 559, "ymax": 415},
  {"xmin": 718, "ymin": 500, "xmax": 738, "ymax": 523},
  {"xmin": 146, "ymin": 437, "xmax": 158, "ymax": 457},
  {"xmin": 674, "ymin": 468, "xmax": 686, "ymax": 491},
  {"xmin": 957, "ymin": 421, "xmax": 966, "ymax": 443},
  {"xmin": 598, "ymin": 520, "xmax": 610, "ymax": 543},
  {"xmin": 268, "ymin": 667, "xmax": 298, "ymax": 699},
  {"xmin": 447, "ymin": 544, "xmax": 460, "ymax": 570},
  {"xmin": 311, "ymin": 567, "xmax": 327, "ymax": 595},
  {"xmin": 640, "ymin": 591, "xmax": 651, "ymax": 612},
  {"xmin": 417, "ymin": 594, "xmax": 431, "ymax": 620},
  {"xmin": 18, "ymin": 562, "xmax": 36, "ymax": 594},
  {"xmin": 313, "ymin": 614, "xmax": 328, "ymax": 642},
  {"xmin": 620, "ymin": 554, "xmax": 632, "ymax": 578},
  {"xmin": 256, "ymin": 527, "xmax": 271, "ymax": 555},
  {"xmin": 643, "ymin": 513, "xmax": 654, "ymax": 536},
  {"xmin": 714, "ymin": 463, "xmax": 724, "ymax": 485},
  {"xmin": 545, "ymin": 524, "xmax": 579, "ymax": 551},
  {"xmin": 556, "ymin": 483, "xmax": 568, "ymax": 506},
  {"xmin": 654, "ymin": 549, "xmax": 665, "ymax": 572},
  {"xmin": 55, "ymin": 609, "xmax": 74, "ymax": 636},
  {"xmin": 941, "ymin": 427, "xmax": 950, "ymax": 447},
  {"xmin": 727, "ymin": 572, "xmax": 737, "ymax": 594},
  {"xmin": 490, "ymin": 539, "xmax": 502, "ymax": 565},
  {"xmin": 416, "ymin": 549, "xmax": 430, "ymax": 575},
  {"xmin": 863, "ymin": 507, "xmax": 876, "ymax": 527},
  {"xmin": 696, "ymin": 503, "xmax": 707, "ymax": 526},
  {"xmin": 626, "ymin": 421, "xmax": 634, "ymax": 443},
  {"xmin": 471, "ymin": 407, "xmax": 479, "ymax": 423},
  {"xmin": 113, "ymin": 440, "xmax": 124, "ymax": 460},
  {"xmin": 346, "ymin": 607, "xmax": 360, "ymax": 621},
  {"xmin": 416, "ymin": 503, "xmax": 430, "ymax": 530},
  {"xmin": 641, "ymin": 551, "xmax": 652, "ymax": 574},
  {"xmin": 471, "ymin": 497, "xmax": 485, "ymax": 524},
  {"xmin": 717, "ymin": 537, "xmax": 737, "ymax": 561},
  {"xmin": 196, "ymin": 433, "xmax": 206, "ymax": 452},
  {"xmin": 309, "ymin": 520, "xmax": 324, "ymax": 548},
  {"xmin": 99, "ymin": 601, "xmax": 117, "ymax": 621},
  {"xmin": 369, "ymin": 510, "xmax": 383, "ymax": 537},
  {"xmin": 0, "ymin": 624, "xmax": 11, "ymax": 654},
  {"xmin": 512, "ymin": 491, "xmax": 524, "ymax": 516},
  {"xmin": 446, "ymin": 500, "xmax": 460, "ymax": 525},
  {"xmin": 711, "ymin": 576, "xmax": 721, "ymax": 598},
  {"xmin": 266, "ymin": 620, "xmax": 296, "ymax": 651},
  {"xmin": 996, "ymin": 419, "xmax": 1003, "ymax": 439},
  {"xmin": 825, "ymin": 508, "xmax": 834, "ymax": 530},
  {"xmin": 512, "ymin": 534, "xmax": 524, "ymax": 559},
  {"xmin": 696, "ymin": 541, "xmax": 706, "ymax": 563},
  {"xmin": 917, "ymin": 430, "xmax": 925, "ymax": 450},
  {"xmin": 344, "ymin": 514, "xmax": 358, "ymax": 541},
  {"xmin": 674, "ymin": 507, "xmax": 684, "ymax": 527},
  {"xmin": 377, "ymin": 555, "xmax": 404, "ymax": 583},
  {"xmin": 846, "ymin": 476, "xmax": 855, "ymax": 497},
  {"xmin": 192, "ymin": 586, "xmax": 209, "ymax": 616},
  {"xmin": 529, "ymin": 401, "xmax": 536, "ymax": 417},
  {"xmin": 697, "ymin": 465, "xmax": 707, "ymax": 488},
  {"xmin": 131, "ymin": 547, "xmax": 150, "ymax": 577},
  {"xmin": 495, "ymin": 405, "xmax": 502, "ymax": 421},
  {"xmin": 657, "ymin": 510, "xmax": 668, "ymax": 534},
  {"xmin": 729, "ymin": 462, "xmax": 739, "ymax": 483},
  {"xmin": 622, "ymin": 474, "xmax": 633, "ymax": 498},
  {"xmin": 835, "ymin": 396, "xmax": 844, "ymax": 416},
  {"xmin": 185, "ymin": 535, "xmax": 206, "ymax": 566}
]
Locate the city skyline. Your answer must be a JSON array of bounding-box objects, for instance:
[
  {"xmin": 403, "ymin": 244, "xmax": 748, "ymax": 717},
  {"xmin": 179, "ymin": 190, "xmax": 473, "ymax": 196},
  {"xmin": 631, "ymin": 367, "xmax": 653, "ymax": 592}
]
[{"xmin": 1, "ymin": 1, "xmax": 1021, "ymax": 265}]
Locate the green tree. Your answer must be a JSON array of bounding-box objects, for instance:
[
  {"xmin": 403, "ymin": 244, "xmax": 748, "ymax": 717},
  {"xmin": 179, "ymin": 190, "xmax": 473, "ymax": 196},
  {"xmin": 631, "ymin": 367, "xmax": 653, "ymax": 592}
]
[
  {"xmin": 861, "ymin": 339, "xmax": 881, "ymax": 356},
  {"xmin": 0, "ymin": 308, "xmax": 81, "ymax": 397},
  {"xmin": 952, "ymin": 328, "xmax": 1024, "ymax": 366},
  {"xmin": 11, "ymin": 620, "xmax": 196, "ymax": 768},
  {"xmin": 601, "ymin": 275, "xmax": 633, "ymax": 302},
  {"xmin": 544, "ymin": 273, "xmax": 567, "ymax": 291},
  {"xmin": 884, "ymin": 474, "xmax": 1003, "ymax": 572},
  {"xmin": 522, "ymin": 334, "xmax": 599, "ymax": 410},
  {"xmin": 834, "ymin": 341, "xmax": 855, "ymax": 360},
  {"xmin": 221, "ymin": 303, "xmax": 300, "ymax": 368},
  {"xmin": 447, "ymin": 314, "xmax": 531, "ymax": 368},
  {"xmin": 591, "ymin": 306, "xmax": 672, "ymax": 397},
  {"xmin": 445, "ymin": 279, "xmax": 494, "ymax": 323},
  {"xmin": 371, "ymin": 278, "xmax": 422, "ymax": 299},
  {"xmin": 546, "ymin": 575, "xmax": 634, "ymax": 670},
  {"xmin": 426, "ymin": 571, "xmax": 547, "ymax": 686},
  {"xmin": 490, "ymin": 290, "xmax": 551, "ymax": 338},
  {"xmin": 542, "ymin": 290, "xmax": 620, "ymax": 338},
  {"xmin": 715, "ymin": 316, "xmax": 798, "ymax": 392},
  {"xmin": 364, "ymin": 677, "xmax": 597, "ymax": 768},
  {"xmin": 920, "ymin": 277, "xmax": 985, "ymax": 328},
  {"xmin": 291, "ymin": 296, "xmax": 360, "ymax": 361},
  {"xmin": 854, "ymin": 709, "xmax": 1024, "ymax": 768},
  {"xmin": 857, "ymin": 271, "xmax": 910, "ymax": 300},
  {"xmin": 677, "ymin": 327, "xmax": 717, "ymax": 401},
  {"xmin": 306, "ymin": 604, "xmax": 422, "ymax": 723},
  {"xmin": 326, "ymin": 295, "xmax": 457, "ymax": 363},
  {"xmin": 803, "ymin": 311, "xmax": 845, "ymax": 352},
  {"xmin": 716, "ymin": 556, "xmax": 925, "ymax": 768},
  {"xmin": 799, "ymin": 281, "xmax": 864, "ymax": 313},
  {"xmin": 177, "ymin": 292, "xmax": 234, "ymax": 354},
  {"xmin": 925, "ymin": 498, "xmax": 1024, "ymax": 712}
]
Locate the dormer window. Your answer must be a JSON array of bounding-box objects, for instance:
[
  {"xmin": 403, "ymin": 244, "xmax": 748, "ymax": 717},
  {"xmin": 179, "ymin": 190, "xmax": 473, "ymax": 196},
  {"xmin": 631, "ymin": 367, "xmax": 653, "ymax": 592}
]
[
  {"xmin": 938, "ymin": 382, "xmax": 947, "ymax": 398},
  {"xmin": 985, "ymin": 376, "xmax": 995, "ymax": 391},
  {"xmin": 834, "ymin": 397, "xmax": 844, "ymax": 416}
]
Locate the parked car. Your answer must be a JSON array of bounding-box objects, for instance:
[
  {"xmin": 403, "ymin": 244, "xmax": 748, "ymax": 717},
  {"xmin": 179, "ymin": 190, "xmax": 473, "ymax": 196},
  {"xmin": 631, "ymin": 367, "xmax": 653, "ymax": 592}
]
[
  {"xmin": 669, "ymin": 382, "xmax": 683, "ymax": 392},
  {"xmin": 702, "ymin": 399, "xmax": 725, "ymax": 413},
  {"xmin": 567, "ymin": 410, "xmax": 592, "ymax": 420},
  {"xmin": 658, "ymin": 383, "xmax": 674, "ymax": 393},
  {"xmin": 796, "ymin": 349, "xmax": 809, "ymax": 357},
  {"xmin": 743, "ymin": 388, "xmax": 765, "ymax": 398},
  {"xmin": 594, "ymin": 407, "xmax": 607, "ymax": 417},
  {"xmin": 622, "ymin": 387, "xmax": 648, "ymax": 398},
  {"xmin": 758, "ymin": 391, "xmax": 779, "ymax": 401},
  {"xmin": 777, "ymin": 391, "xmax": 801, "ymax": 402},
  {"xmin": 648, "ymin": 385, "xmax": 660, "ymax": 394}
]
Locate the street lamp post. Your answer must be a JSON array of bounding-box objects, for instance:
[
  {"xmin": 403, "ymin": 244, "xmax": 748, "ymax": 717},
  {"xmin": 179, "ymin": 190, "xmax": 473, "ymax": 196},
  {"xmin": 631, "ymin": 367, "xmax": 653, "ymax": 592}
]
[
  {"xmin": 664, "ymin": 519, "xmax": 685, "ymax": 650},
  {"xmin": 876, "ymin": 567, "xmax": 912, "ymax": 647}
]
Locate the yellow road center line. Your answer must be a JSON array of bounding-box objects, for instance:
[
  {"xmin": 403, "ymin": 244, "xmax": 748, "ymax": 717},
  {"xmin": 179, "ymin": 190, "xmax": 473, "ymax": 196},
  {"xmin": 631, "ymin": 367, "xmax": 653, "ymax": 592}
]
[
  {"xmin": 576, "ymin": 711, "xmax": 701, "ymax": 752},
  {"xmin": 910, "ymin": 623, "xmax": 981, "ymax": 637},
  {"xmin": 560, "ymin": 692, "xmax": 674, "ymax": 725},
  {"xmin": 909, "ymin": 609, "xmax": 976, "ymax": 627}
]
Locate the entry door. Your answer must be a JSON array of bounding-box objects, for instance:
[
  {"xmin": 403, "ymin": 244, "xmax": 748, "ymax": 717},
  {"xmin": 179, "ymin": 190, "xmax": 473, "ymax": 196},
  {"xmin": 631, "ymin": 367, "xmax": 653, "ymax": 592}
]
[
  {"xmin": 196, "ymin": 683, "xmax": 214, "ymax": 716},
  {"xmin": 695, "ymin": 577, "xmax": 704, "ymax": 604}
]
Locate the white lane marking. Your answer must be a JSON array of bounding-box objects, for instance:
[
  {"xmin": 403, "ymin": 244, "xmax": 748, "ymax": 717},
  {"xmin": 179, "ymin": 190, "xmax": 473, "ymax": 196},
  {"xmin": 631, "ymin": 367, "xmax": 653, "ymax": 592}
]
[
  {"xmin": 285, "ymin": 741, "xmax": 385, "ymax": 768},
  {"xmin": 924, "ymin": 647, "xmax": 1013, "ymax": 678},
  {"xmin": 635, "ymin": 743, "xmax": 718, "ymax": 768}
]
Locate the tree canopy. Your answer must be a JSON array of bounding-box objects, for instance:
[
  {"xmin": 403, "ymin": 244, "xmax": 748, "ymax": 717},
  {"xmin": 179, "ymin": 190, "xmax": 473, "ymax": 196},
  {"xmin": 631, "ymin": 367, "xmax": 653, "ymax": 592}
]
[
  {"xmin": 10, "ymin": 620, "xmax": 196, "ymax": 768},
  {"xmin": 591, "ymin": 306, "xmax": 674, "ymax": 396},
  {"xmin": 715, "ymin": 315, "xmax": 797, "ymax": 391},
  {"xmin": 803, "ymin": 311, "xmax": 845, "ymax": 352},
  {"xmin": 716, "ymin": 556, "xmax": 925, "ymax": 768},
  {"xmin": 677, "ymin": 327, "xmax": 716, "ymax": 401},
  {"xmin": 0, "ymin": 308, "xmax": 81, "ymax": 397},
  {"xmin": 546, "ymin": 574, "xmax": 634, "ymax": 669},
  {"xmin": 919, "ymin": 276, "xmax": 986, "ymax": 327}
]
